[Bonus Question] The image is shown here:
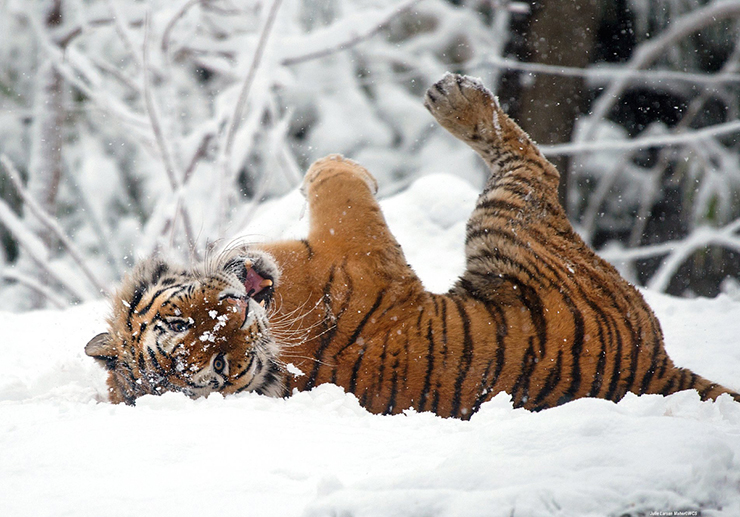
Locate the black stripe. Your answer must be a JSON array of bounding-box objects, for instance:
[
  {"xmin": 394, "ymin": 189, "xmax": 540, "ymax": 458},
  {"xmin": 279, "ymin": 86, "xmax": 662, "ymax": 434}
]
[
  {"xmin": 418, "ymin": 319, "xmax": 435, "ymax": 413},
  {"xmin": 383, "ymin": 357, "xmax": 399, "ymax": 416},
  {"xmin": 348, "ymin": 344, "xmax": 368, "ymax": 396},
  {"xmin": 589, "ymin": 340, "xmax": 607, "ymax": 397},
  {"xmin": 556, "ymin": 292, "xmax": 585, "ymax": 405},
  {"xmin": 687, "ymin": 372, "xmax": 698, "ymax": 390},
  {"xmin": 440, "ymin": 298, "xmax": 448, "ymax": 365},
  {"xmin": 471, "ymin": 301, "xmax": 508, "ymax": 413},
  {"xmin": 333, "ymin": 290, "xmax": 385, "ymax": 360},
  {"xmin": 621, "ymin": 318, "xmax": 643, "ymax": 395},
  {"xmin": 126, "ymin": 282, "xmax": 148, "ymax": 331},
  {"xmin": 510, "ymin": 341, "xmax": 537, "ymax": 407},
  {"xmin": 532, "ymin": 350, "xmax": 564, "ymax": 409},
  {"xmin": 300, "ymin": 239, "xmax": 314, "ymax": 259},
  {"xmin": 475, "ymin": 198, "xmax": 524, "ymax": 216},
  {"xmin": 304, "ymin": 266, "xmax": 338, "ymax": 389},
  {"xmin": 137, "ymin": 285, "xmax": 188, "ymax": 319},
  {"xmin": 605, "ymin": 328, "xmax": 624, "ymax": 401},
  {"xmin": 466, "ymin": 250, "xmax": 544, "ymax": 288},
  {"xmin": 639, "ymin": 341, "xmax": 663, "ymax": 395},
  {"xmin": 516, "ymin": 281, "xmax": 547, "ymax": 358},
  {"xmin": 135, "ymin": 322, "xmax": 148, "ymax": 344},
  {"xmin": 465, "ymin": 232, "xmax": 553, "ymax": 287},
  {"xmin": 656, "ymin": 354, "xmax": 670, "ymax": 380},
  {"xmin": 367, "ymin": 331, "xmax": 390, "ymax": 410},
  {"xmin": 489, "ymin": 275, "xmax": 547, "ymax": 359},
  {"xmin": 489, "ymin": 153, "xmax": 516, "ymax": 173},
  {"xmin": 677, "ymin": 369, "xmax": 688, "ymax": 391},
  {"xmin": 698, "ymin": 381, "xmax": 718, "ymax": 400},
  {"xmin": 430, "ymin": 300, "xmax": 448, "ymax": 416},
  {"xmin": 450, "ymin": 299, "xmax": 474, "ymax": 418},
  {"xmin": 254, "ymin": 362, "xmax": 286, "ymax": 396},
  {"xmin": 145, "ymin": 348, "xmax": 172, "ymax": 385},
  {"xmin": 150, "ymin": 262, "xmax": 169, "ymax": 285},
  {"xmin": 660, "ymin": 376, "xmax": 676, "ymax": 395}
]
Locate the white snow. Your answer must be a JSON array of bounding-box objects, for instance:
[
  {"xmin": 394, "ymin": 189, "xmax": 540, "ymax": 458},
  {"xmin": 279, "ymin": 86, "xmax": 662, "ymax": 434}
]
[{"xmin": 2, "ymin": 174, "xmax": 740, "ymax": 516}]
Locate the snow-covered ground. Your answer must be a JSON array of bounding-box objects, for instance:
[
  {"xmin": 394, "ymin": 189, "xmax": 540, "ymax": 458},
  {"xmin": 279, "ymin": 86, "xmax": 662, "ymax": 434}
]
[{"xmin": 2, "ymin": 174, "xmax": 739, "ymax": 516}]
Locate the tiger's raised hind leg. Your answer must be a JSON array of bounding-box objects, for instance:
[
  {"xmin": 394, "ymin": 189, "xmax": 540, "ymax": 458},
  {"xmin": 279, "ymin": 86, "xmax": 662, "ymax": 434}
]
[
  {"xmin": 423, "ymin": 73, "xmax": 575, "ymax": 303},
  {"xmin": 424, "ymin": 73, "xmax": 740, "ymax": 406}
]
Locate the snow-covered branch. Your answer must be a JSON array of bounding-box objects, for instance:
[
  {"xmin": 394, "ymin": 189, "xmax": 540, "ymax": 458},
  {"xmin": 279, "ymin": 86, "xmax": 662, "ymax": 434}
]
[
  {"xmin": 479, "ymin": 56, "xmax": 740, "ymax": 87},
  {"xmin": 0, "ymin": 198, "xmax": 90, "ymax": 303},
  {"xmin": 542, "ymin": 120, "xmax": 740, "ymax": 156},
  {"xmin": 580, "ymin": 2, "xmax": 740, "ymax": 143},
  {"xmin": 600, "ymin": 219, "xmax": 740, "ymax": 293},
  {"xmin": 218, "ymin": 0, "xmax": 283, "ymax": 230},
  {"xmin": 1, "ymin": 155, "xmax": 108, "ymax": 296},
  {"xmin": 0, "ymin": 270, "xmax": 68, "ymax": 308},
  {"xmin": 280, "ymin": 0, "xmax": 422, "ymax": 66}
]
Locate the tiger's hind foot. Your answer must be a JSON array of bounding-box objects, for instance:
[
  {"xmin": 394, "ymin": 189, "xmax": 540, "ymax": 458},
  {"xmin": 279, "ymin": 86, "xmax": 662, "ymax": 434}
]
[
  {"xmin": 424, "ymin": 73, "xmax": 500, "ymax": 146},
  {"xmin": 424, "ymin": 73, "xmax": 559, "ymax": 190}
]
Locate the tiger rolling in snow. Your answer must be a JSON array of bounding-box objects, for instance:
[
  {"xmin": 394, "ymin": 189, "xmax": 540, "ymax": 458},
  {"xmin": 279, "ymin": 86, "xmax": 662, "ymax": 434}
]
[{"xmin": 86, "ymin": 73, "xmax": 740, "ymax": 417}]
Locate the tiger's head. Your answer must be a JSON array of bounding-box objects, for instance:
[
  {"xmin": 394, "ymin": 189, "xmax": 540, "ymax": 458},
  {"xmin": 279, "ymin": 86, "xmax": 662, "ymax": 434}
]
[{"xmin": 85, "ymin": 249, "xmax": 285, "ymax": 405}]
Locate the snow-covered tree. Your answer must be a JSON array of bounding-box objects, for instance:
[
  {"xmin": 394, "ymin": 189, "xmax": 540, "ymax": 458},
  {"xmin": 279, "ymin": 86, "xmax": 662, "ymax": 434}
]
[{"xmin": 1, "ymin": 0, "xmax": 739, "ymax": 310}]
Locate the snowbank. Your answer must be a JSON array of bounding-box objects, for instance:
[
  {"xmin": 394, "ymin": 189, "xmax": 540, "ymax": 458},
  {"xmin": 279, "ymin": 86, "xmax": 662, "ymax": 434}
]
[{"xmin": 2, "ymin": 174, "xmax": 739, "ymax": 516}]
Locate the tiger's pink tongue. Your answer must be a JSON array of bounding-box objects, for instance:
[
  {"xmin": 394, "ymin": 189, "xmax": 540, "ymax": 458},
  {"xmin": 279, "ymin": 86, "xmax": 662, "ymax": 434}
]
[{"xmin": 244, "ymin": 267, "xmax": 270, "ymax": 298}]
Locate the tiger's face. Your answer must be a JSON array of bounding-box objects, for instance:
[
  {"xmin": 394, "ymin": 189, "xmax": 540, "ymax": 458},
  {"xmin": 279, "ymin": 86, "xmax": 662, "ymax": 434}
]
[{"xmin": 85, "ymin": 250, "xmax": 286, "ymax": 405}]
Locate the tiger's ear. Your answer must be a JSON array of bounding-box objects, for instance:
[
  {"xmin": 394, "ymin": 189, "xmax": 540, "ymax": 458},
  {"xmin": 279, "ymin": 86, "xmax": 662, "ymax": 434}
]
[{"xmin": 85, "ymin": 332, "xmax": 117, "ymax": 370}]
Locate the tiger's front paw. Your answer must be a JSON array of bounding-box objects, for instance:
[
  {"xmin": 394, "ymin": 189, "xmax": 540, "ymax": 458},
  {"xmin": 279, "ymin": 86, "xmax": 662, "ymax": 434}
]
[
  {"xmin": 300, "ymin": 154, "xmax": 378, "ymax": 199},
  {"xmin": 424, "ymin": 73, "xmax": 501, "ymax": 143}
]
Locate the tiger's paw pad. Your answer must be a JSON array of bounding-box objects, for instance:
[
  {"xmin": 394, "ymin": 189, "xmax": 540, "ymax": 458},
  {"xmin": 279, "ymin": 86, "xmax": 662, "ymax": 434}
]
[
  {"xmin": 301, "ymin": 154, "xmax": 378, "ymax": 198},
  {"xmin": 424, "ymin": 73, "xmax": 500, "ymax": 139}
]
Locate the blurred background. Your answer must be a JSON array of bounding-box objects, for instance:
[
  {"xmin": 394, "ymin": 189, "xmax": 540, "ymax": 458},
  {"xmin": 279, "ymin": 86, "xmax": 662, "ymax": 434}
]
[{"xmin": 1, "ymin": 0, "xmax": 739, "ymax": 311}]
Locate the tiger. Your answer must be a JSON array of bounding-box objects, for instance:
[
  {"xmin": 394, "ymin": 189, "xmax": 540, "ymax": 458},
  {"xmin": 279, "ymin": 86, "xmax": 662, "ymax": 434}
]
[{"xmin": 86, "ymin": 73, "xmax": 740, "ymax": 417}]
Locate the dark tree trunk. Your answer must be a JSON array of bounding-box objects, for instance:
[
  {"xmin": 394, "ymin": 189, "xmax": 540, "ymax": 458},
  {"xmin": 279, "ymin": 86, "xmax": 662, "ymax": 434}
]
[{"xmin": 514, "ymin": 0, "xmax": 600, "ymax": 211}]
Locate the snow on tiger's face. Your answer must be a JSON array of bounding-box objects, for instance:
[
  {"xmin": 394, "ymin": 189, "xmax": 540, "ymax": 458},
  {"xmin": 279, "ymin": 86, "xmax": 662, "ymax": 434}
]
[{"xmin": 85, "ymin": 249, "xmax": 286, "ymax": 405}]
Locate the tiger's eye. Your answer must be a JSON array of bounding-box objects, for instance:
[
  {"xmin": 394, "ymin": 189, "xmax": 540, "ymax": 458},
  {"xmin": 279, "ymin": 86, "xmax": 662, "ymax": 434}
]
[
  {"xmin": 213, "ymin": 355, "xmax": 226, "ymax": 374},
  {"xmin": 167, "ymin": 320, "xmax": 191, "ymax": 333}
]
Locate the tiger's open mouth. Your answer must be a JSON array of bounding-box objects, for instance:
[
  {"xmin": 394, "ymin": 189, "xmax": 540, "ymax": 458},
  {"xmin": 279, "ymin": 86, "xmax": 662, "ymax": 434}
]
[{"xmin": 239, "ymin": 259, "xmax": 275, "ymax": 307}]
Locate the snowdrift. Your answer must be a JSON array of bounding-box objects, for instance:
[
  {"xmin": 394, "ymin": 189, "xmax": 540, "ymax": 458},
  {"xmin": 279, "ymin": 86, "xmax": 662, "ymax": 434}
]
[{"xmin": 2, "ymin": 174, "xmax": 739, "ymax": 516}]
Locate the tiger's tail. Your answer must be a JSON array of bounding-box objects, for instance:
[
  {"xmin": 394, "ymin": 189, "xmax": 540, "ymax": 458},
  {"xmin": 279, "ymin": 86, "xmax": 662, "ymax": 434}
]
[{"xmin": 650, "ymin": 366, "xmax": 740, "ymax": 403}]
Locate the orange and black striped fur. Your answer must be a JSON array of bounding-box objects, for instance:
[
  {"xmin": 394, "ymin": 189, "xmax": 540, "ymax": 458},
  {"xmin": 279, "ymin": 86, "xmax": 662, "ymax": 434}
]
[
  {"xmin": 87, "ymin": 73, "xmax": 739, "ymax": 416},
  {"xmin": 85, "ymin": 250, "xmax": 285, "ymax": 404}
]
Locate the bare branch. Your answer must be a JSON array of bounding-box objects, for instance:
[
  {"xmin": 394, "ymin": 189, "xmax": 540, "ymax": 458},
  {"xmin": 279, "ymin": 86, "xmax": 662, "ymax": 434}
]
[
  {"xmin": 1, "ymin": 155, "xmax": 109, "ymax": 296},
  {"xmin": 222, "ymin": 0, "xmax": 283, "ymax": 159},
  {"xmin": 219, "ymin": 0, "xmax": 284, "ymax": 229},
  {"xmin": 32, "ymin": 27, "xmax": 150, "ymax": 132},
  {"xmin": 143, "ymin": 10, "xmax": 181, "ymax": 193},
  {"xmin": 1, "ymin": 270, "xmax": 68, "ymax": 309},
  {"xmin": 88, "ymin": 55, "xmax": 141, "ymax": 93},
  {"xmin": 580, "ymin": 2, "xmax": 740, "ymax": 143},
  {"xmin": 104, "ymin": 0, "xmax": 145, "ymax": 71},
  {"xmin": 577, "ymin": 34, "xmax": 740, "ymax": 245},
  {"xmin": 182, "ymin": 132, "xmax": 213, "ymax": 184},
  {"xmin": 478, "ymin": 56, "xmax": 740, "ymax": 87},
  {"xmin": 599, "ymin": 218, "xmax": 740, "ymax": 292},
  {"xmin": 0, "ymin": 196, "xmax": 89, "ymax": 302},
  {"xmin": 280, "ymin": 0, "xmax": 422, "ymax": 67},
  {"xmin": 161, "ymin": 0, "xmax": 202, "ymax": 56},
  {"xmin": 53, "ymin": 14, "xmax": 144, "ymax": 48},
  {"xmin": 541, "ymin": 120, "xmax": 740, "ymax": 156}
]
